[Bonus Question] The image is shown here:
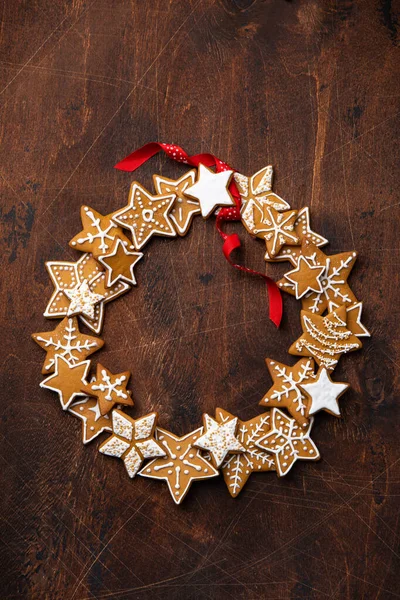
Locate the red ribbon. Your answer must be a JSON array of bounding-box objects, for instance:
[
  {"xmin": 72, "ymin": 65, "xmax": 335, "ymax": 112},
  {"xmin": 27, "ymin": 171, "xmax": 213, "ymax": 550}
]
[{"xmin": 114, "ymin": 142, "xmax": 282, "ymax": 327}]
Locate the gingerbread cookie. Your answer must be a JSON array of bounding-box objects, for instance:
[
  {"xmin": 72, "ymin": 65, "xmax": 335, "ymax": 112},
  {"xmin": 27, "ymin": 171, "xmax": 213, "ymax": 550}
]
[
  {"xmin": 300, "ymin": 367, "xmax": 349, "ymax": 417},
  {"xmin": 44, "ymin": 253, "xmax": 130, "ymax": 334},
  {"xmin": 260, "ymin": 358, "xmax": 316, "ymax": 426},
  {"xmin": 215, "ymin": 408, "xmax": 275, "ymax": 497},
  {"xmin": 81, "ymin": 363, "xmax": 133, "ymax": 415},
  {"xmin": 98, "ymin": 238, "xmax": 143, "ymax": 288},
  {"xmin": 69, "ymin": 206, "xmax": 134, "ymax": 258},
  {"xmin": 328, "ymin": 301, "xmax": 370, "ymax": 338},
  {"xmin": 278, "ymin": 242, "xmax": 358, "ymax": 314},
  {"xmin": 289, "ymin": 305, "xmax": 362, "ymax": 371},
  {"xmin": 111, "ymin": 182, "xmax": 176, "ymax": 249},
  {"xmin": 139, "ymin": 427, "xmax": 219, "ymax": 504},
  {"xmin": 153, "ymin": 170, "xmax": 200, "ymax": 235},
  {"xmin": 40, "ymin": 355, "xmax": 90, "ymax": 410},
  {"xmin": 252, "ymin": 206, "xmax": 300, "ymax": 257},
  {"xmin": 69, "ymin": 396, "xmax": 112, "ymax": 444},
  {"xmin": 185, "ymin": 163, "xmax": 234, "ymax": 218},
  {"xmin": 256, "ymin": 408, "xmax": 320, "ymax": 476},
  {"xmin": 193, "ymin": 413, "xmax": 245, "ymax": 468},
  {"xmin": 32, "ymin": 317, "xmax": 104, "ymax": 374},
  {"xmin": 264, "ymin": 207, "xmax": 328, "ymax": 264},
  {"xmin": 99, "ymin": 410, "xmax": 165, "ymax": 477}
]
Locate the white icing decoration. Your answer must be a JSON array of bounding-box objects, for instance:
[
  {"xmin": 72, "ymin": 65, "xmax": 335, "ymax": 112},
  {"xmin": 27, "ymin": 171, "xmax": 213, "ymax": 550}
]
[
  {"xmin": 194, "ymin": 415, "xmax": 246, "ymax": 468},
  {"xmin": 185, "ymin": 163, "xmax": 234, "ymax": 218},
  {"xmin": 300, "ymin": 368, "xmax": 349, "ymax": 416}
]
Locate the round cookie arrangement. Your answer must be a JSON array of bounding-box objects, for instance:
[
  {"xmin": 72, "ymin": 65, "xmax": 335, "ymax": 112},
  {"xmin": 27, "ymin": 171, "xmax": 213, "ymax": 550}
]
[{"xmin": 32, "ymin": 143, "xmax": 369, "ymax": 504}]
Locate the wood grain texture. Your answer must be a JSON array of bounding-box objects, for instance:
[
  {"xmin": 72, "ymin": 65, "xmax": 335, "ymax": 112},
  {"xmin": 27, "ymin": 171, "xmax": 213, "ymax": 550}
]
[{"xmin": 1, "ymin": 0, "xmax": 399, "ymax": 598}]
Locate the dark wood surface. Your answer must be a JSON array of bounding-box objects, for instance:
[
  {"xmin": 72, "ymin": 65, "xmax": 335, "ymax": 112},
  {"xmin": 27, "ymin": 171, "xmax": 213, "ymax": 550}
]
[{"xmin": 1, "ymin": 1, "xmax": 399, "ymax": 598}]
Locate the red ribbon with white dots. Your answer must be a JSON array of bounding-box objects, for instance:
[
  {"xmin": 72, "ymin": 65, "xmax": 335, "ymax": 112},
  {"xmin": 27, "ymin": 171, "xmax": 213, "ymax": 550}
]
[{"xmin": 114, "ymin": 143, "xmax": 282, "ymax": 327}]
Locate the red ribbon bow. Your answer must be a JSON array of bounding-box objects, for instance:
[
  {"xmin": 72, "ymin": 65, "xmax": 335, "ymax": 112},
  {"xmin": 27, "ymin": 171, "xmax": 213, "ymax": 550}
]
[{"xmin": 114, "ymin": 142, "xmax": 282, "ymax": 327}]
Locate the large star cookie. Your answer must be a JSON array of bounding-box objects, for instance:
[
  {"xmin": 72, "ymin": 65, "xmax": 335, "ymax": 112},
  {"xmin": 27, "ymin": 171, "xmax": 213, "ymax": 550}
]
[
  {"xmin": 153, "ymin": 170, "xmax": 200, "ymax": 235},
  {"xmin": 81, "ymin": 363, "xmax": 133, "ymax": 415},
  {"xmin": 99, "ymin": 410, "xmax": 166, "ymax": 477},
  {"xmin": 289, "ymin": 305, "xmax": 362, "ymax": 371},
  {"xmin": 193, "ymin": 413, "xmax": 246, "ymax": 468},
  {"xmin": 215, "ymin": 408, "xmax": 275, "ymax": 497},
  {"xmin": 32, "ymin": 316, "xmax": 104, "ymax": 374},
  {"xmin": 69, "ymin": 397, "xmax": 112, "ymax": 444},
  {"xmin": 300, "ymin": 367, "xmax": 349, "ymax": 417},
  {"xmin": 256, "ymin": 408, "xmax": 320, "ymax": 476},
  {"xmin": 260, "ymin": 358, "xmax": 316, "ymax": 426},
  {"xmin": 44, "ymin": 254, "xmax": 129, "ymax": 334},
  {"xmin": 69, "ymin": 205, "xmax": 134, "ymax": 258},
  {"xmin": 112, "ymin": 182, "xmax": 176, "ymax": 249},
  {"xmin": 252, "ymin": 206, "xmax": 300, "ymax": 257},
  {"xmin": 139, "ymin": 427, "xmax": 219, "ymax": 504},
  {"xmin": 185, "ymin": 163, "xmax": 234, "ymax": 218},
  {"xmin": 278, "ymin": 242, "xmax": 358, "ymax": 314},
  {"xmin": 40, "ymin": 355, "xmax": 90, "ymax": 410},
  {"xmin": 264, "ymin": 207, "xmax": 328, "ymax": 264}
]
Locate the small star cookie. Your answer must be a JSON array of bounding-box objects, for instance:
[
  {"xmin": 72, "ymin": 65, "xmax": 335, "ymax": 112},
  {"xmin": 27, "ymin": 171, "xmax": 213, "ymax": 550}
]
[
  {"xmin": 289, "ymin": 305, "xmax": 362, "ymax": 371},
  {"xmin": 112, "ymin": 182, "xmax": 176, "ymax": 249},
  {"xmin": 153, "ymin": 170, "xmax": 200, "ymax": 235},
  {"xmin": 32, "ymin": 316, "xmax": 104, "ymax": 374},
  {"xmin": 215, "ymin": 408, "xmax": 275, "ymax": 497},
  {"xmin": 99, "ymin": 410, "xmax": 166, "ymax": 478},
  {"xmin": 265, "ymin": 207, "xmax": 329, "ymax": 264},
  {"xmin": 252, "ymin": 206, "xmax": 300, "ymax": 257},
  {"xmin": 185, "ymin": 163, "xmax": 235, "ymax": 218},
  {"xmin": 300, "ymin": 367, "xmax": 349, "ymax": 417},
  {"xmin": 98, "ymin": 238, "xmax": 143, "ymax": 288},
  {"xmin": 81, "ymin": 363, "xmax": 133, "ymax": 415},
  {"xmin": 44, "ymin": 253, "xmax": 130, "ymax": 334},
  {"xmin": 256, "ymin": 408, "xmax": 320, "ymax": 476},
  {"xmin": 40, "ymin": 355, "xmax": 90, "ymax": 410},
  {"xmin": 260, "ymin": 358, "xmax": 316, "ymax": 426},
  {"xmin": 278, "ymin": 242, "xmax": 358, "ymax": 314},
  {"xmin": 69, "ymin": 206, "xmax": 134, "ymax": 258},
  {"xmin": 69, "ymin": 397, "xmax": 112, "ymax": 444},
  {"xmin": 193, "ymin": 413, "xmax": 246, "ymax": 468},
  {"xmin": 139, "ymin": 428, "xmax": 219, "ymax": 504},
  {"xmin": 63, "ymin": 280, "xmax": 104, "ymax": 320},
  {"xmin": 328, "ymin": 301, "xmax": 370, "ymax": 338}
]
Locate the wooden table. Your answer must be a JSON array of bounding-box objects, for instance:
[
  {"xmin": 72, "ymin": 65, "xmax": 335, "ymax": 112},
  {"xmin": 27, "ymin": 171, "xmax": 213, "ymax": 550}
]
[{"xmin": 1, "ymin": 1, "xmax": 399, "ymax": 598}]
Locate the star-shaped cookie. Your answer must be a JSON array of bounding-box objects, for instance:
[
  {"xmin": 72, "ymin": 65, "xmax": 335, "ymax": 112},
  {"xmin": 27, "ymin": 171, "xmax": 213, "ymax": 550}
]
[
  {"xmin": 328, "ymin": 301, "xmax": 370, "ymax": 338},
  {"xmin": 300, "ymin": 367, "xmax": 349, "ymax": 417},
  {"xmin": 32, "ymin": 316, "xmax": 104, "ymax": 374},
  {"xmin": 278, "ymin": 242, "xmax": 358, "ymax": 314},
  {"xmin": 260, "ymin": 358, "xmax": 316, "ymax": 426},
  {"xmin": 81, "ymin": 363, "xmax": 133, "ymax": 415},
  {"xmin": 289, "ymin": 305, "xmax": 363, "ymax": 371},
  {"xmin": 185, "ymin": 163, "xmax": 234, "ymax": 218},
  {"xmin": 63, "ymin": 280, "xmax": 104, "ymax": 320},
  {"xmin": 40, "ymin": 355, "xmax": 90, "ymax": 410},
  {"xmin": 139, "ymin": 427, "xmax": 219, "ymax": 504},
  {"xmin": 234, "ymin": 165, "xmax": 291, "ymax": 236},
  {"xmin": 265, "ymin": 207, "xmax": 329, "ymax": 264},
  {"xmin": 256, "ymin": 408, "xmax": 320, "ymax": 476},
  {"xmin": 112, "ymin": 182, "xmax": 176, "ymax": 249},
  {"xmin": 69, "ymin": 205, "xmax": 135, "ymax": 258},
  {"xmin": 44, "ymin": 254, "xmax": 130, "ymax": 334},
  {"xmin": 68, "ymin": 397, "xmax": 112, "ymax": 444},
  {"xmin": 193, "ymin": 413, "xmax": 246, "ymax": 468},
  {"xmin": 153, "ymin": 170, "xmax": 200, "ymax": 235},
  {"xmin": 215, "ymin": 408, "xmax": 275, "ymax": 497},
  {"xmin": 279, "ymin": 255, "xmax": 325, "ymax": 299},
  {"xmin": 98, "ymin": 238, "xmax": 143, "ymax": 287},
  {"xmin": 99, "ymin": 410, "xmax": 166, "ymax": 478},
  {"xmin": 252, "ymin": 206, "xmax": 300, "ymax": 257}
]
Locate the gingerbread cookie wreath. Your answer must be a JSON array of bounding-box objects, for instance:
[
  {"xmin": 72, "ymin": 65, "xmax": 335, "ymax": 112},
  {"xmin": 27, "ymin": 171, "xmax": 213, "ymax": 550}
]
[{"xmin": 32, "ymin": 143, "xmax": 369, "ymax": 504}]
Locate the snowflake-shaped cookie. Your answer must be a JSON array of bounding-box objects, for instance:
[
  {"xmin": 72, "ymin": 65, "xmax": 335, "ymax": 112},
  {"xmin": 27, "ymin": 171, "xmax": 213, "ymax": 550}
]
[
  {"xmin": 256, "ymin": 408, "xmax": 320, "ymax": 476},
  {"xmin": 99, "ymin": 410, "xmax": 166, "ymax": 477}
]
